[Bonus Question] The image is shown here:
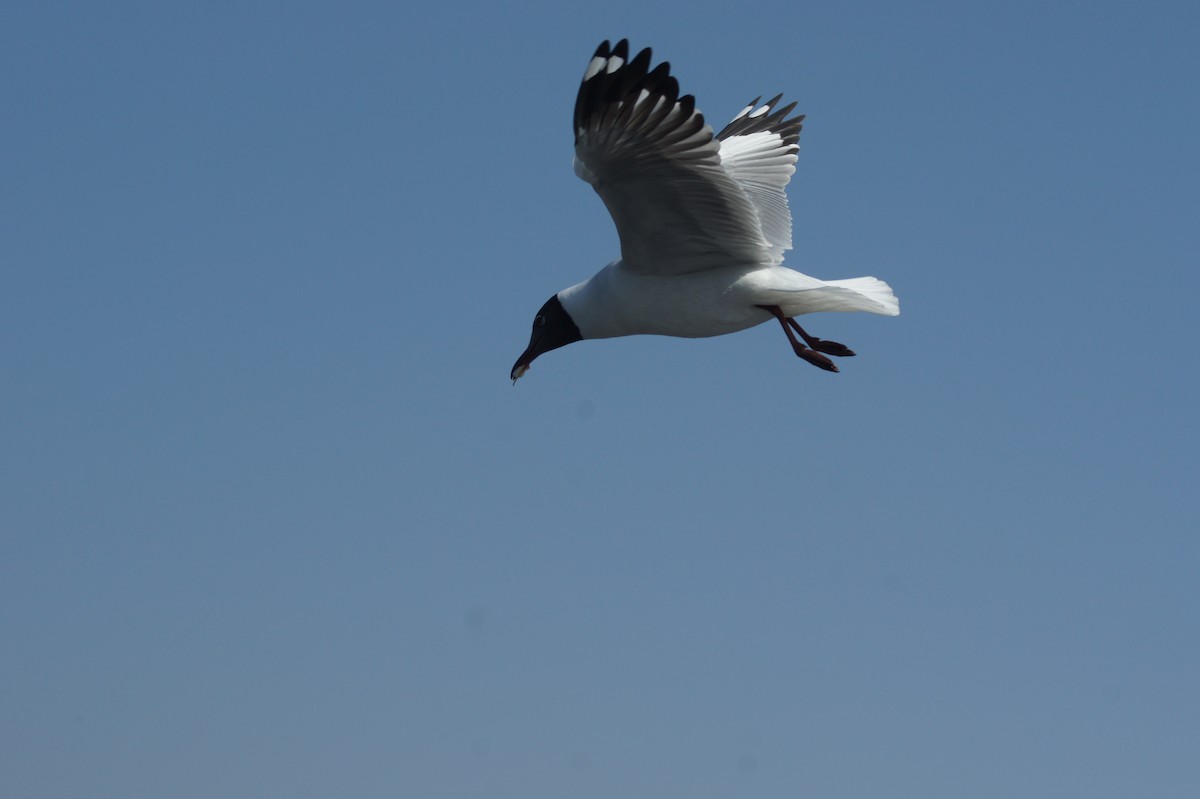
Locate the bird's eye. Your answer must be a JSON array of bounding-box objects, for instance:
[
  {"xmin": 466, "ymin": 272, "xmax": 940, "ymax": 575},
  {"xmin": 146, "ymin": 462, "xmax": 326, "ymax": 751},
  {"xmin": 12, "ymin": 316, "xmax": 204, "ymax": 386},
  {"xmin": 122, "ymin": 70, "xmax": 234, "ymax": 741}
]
[{"xmin": 535, "ymin": 315, "xmax": 546, "ymax": 327}]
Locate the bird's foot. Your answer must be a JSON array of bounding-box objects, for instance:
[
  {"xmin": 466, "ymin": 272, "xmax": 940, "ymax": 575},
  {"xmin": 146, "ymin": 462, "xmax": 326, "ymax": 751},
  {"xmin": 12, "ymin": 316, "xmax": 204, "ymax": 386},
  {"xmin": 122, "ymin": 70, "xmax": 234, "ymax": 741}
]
[
  {"xmin": 785, "ymin": 318, "xmax": 855, "ymax": 357},
  {"xmin": 808, "ymin": 338, "xmax": 855, "ymax": 358},
  {"xmin": 795, "ymin": 347, "xmax": 839, "ymax": 372},
  {"xmin": 757, "ymin": 304, "xmax": 849, "ymax": 373}
]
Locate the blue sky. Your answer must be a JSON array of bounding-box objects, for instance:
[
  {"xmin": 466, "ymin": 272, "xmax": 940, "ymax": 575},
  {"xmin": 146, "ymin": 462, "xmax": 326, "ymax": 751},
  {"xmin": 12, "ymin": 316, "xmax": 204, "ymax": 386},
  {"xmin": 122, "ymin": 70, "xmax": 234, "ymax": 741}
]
[{"xmin": 2, "ymin": 1, "xmax": 1197, "ymax": 796}]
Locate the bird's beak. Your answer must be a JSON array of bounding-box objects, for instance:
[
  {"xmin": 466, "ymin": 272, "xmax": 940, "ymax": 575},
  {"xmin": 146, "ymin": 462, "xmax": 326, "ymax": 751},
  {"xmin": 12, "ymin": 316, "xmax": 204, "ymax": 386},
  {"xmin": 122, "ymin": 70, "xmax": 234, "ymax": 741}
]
[{"xmin": 510, "ymin": 346, "xmax": 535, "ymax": 384}]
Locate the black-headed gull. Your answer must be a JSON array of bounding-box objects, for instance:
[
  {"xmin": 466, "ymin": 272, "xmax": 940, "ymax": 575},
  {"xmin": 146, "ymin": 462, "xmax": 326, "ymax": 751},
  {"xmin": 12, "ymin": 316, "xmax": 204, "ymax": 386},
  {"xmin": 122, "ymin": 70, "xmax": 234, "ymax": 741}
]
[{"xmin": 511, "ymin": 40, "xmax": 898, "ymax": 383}]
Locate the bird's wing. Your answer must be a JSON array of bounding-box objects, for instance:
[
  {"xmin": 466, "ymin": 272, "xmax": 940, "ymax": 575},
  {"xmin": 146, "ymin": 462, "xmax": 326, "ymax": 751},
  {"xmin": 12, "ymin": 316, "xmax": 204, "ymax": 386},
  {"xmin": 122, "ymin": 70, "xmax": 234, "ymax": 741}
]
[
  {"xmin": 573, "ymin": 40, "xmax": 781, "ymax": 275},
  {"xmin": 715, "ymin": 96, "xmax": 804, "ymax": 262}
]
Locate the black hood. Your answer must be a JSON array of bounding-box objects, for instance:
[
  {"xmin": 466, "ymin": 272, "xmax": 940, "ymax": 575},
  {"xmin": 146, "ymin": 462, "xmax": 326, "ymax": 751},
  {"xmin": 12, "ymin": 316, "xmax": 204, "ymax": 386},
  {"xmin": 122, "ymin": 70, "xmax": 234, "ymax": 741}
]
[{"xmin": 511, "ymin": 294, "xmax": 583, "ymax": 382}]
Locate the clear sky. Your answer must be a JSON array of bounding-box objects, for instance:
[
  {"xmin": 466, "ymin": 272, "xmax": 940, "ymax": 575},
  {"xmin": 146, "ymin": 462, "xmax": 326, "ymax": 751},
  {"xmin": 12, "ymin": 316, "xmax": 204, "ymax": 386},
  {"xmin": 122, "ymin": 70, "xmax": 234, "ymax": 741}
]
[{"xmin": 3, "ymin": 1, "xmax": 1198, "ymax": 797}]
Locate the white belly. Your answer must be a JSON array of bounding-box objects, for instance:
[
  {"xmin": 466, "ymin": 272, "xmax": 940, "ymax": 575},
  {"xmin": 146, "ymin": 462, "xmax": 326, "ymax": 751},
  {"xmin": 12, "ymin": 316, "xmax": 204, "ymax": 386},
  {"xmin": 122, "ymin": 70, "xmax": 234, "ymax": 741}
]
[{"xmin": 559, "ymin": 261, "xmax": 778, "ymax": 340}]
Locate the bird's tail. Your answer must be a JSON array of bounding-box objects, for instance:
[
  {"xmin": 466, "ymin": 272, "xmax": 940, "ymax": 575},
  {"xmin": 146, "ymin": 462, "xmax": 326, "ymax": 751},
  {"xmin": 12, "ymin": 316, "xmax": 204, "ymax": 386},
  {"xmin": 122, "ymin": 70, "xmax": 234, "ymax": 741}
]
[
  {"xmin": 819, "ymin": 276, "xmax": 900, "ymax": 316},
  {"xmin": 758, "ymin": 269, "xmax": 900, "ymax": 317}
]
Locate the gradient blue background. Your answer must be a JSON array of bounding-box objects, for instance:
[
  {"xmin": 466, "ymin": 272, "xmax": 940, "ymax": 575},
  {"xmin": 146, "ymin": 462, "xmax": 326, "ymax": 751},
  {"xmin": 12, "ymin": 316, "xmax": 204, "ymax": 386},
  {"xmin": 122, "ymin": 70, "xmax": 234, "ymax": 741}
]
[{"xmin": 3, "ymin": 1, "xmax": 1197, "ymax": 796}]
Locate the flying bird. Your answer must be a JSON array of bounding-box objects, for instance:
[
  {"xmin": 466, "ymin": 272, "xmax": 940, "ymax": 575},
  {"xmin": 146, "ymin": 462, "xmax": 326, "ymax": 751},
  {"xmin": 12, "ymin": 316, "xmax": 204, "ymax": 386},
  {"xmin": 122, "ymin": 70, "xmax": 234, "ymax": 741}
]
[{"xmin": 511, "ymin": 39, "xmax": 898, "ymax": 383}]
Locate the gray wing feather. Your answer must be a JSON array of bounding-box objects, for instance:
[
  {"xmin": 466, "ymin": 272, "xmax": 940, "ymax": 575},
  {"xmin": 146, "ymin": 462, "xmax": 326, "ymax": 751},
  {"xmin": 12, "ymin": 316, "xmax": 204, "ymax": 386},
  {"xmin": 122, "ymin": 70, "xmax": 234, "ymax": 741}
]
[{"xmin": 573, "ymin": 40, "xmax": 777, "ymax": 275}]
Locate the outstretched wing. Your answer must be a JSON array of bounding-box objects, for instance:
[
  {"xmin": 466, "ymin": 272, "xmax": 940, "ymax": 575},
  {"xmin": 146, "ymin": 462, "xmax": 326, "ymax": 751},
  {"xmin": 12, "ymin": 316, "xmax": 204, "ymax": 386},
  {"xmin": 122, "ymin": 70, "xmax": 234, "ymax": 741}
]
[
  {"xmin": 715, "ymin": 95, "xmax": 804, "ymax": 262},
  {"xmin": 572, "ymin": 40, "xmax": 782, "ymax": 275}
]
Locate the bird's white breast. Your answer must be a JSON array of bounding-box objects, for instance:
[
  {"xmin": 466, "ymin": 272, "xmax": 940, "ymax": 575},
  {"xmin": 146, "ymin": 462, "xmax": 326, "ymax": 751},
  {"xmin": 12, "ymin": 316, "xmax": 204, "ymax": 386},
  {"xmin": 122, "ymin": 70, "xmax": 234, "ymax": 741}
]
[{"xmin": 558, "ymin": 260, "xmax": 773, "ymax": 340}]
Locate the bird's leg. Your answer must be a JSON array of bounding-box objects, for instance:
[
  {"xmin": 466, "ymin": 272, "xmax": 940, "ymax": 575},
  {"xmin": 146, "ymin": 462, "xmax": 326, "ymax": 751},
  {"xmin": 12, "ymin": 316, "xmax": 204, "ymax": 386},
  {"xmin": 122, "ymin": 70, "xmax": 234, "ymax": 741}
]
[
  {"xmin": 757, "ymin": 305, "xmax": 838, "ymax": 372},
  {"xmin": 785, "ymin": 318, "xmax": 856, "ymax": 358}
]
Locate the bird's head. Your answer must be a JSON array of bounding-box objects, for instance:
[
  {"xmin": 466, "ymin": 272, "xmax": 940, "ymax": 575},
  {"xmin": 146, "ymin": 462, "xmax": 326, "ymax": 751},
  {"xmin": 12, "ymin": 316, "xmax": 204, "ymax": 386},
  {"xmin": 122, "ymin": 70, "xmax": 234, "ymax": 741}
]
[{"xmin": 511, "ymin": 294, "xmax": 582, "ymax": 384}]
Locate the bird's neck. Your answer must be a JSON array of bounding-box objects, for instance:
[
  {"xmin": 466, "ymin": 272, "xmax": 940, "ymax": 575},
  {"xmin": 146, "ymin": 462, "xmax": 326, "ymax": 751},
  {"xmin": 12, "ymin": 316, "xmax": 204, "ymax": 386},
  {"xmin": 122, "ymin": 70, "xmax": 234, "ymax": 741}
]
[{"xmin": 557, "ymin": 260, "xmax": 624, "ymax": 340}]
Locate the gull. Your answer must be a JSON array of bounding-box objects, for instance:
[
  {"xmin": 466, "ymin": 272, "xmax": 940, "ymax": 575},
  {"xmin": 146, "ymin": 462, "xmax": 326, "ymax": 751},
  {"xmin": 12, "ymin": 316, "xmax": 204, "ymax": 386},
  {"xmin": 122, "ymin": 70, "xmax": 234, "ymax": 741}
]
[{"xmin": 511, "ymin": 39, "xmax": 899, "ymax": 383}]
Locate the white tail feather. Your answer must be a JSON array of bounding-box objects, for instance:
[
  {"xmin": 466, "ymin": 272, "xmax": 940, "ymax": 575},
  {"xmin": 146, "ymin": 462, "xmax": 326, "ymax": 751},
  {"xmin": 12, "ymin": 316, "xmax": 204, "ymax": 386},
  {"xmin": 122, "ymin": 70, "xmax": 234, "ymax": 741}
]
[
  {"xmin": 822, "ymin": 276, "xmax": 900, "ymax": 316},
  {"xmin": 773, "ymin": 276, "xmax": 900, "ymax": 317}
]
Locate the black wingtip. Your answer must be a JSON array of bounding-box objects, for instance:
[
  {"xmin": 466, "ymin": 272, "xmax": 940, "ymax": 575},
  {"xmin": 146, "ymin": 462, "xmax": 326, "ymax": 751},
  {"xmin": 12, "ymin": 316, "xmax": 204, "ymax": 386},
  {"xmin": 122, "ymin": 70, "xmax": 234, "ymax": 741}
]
[
  {"xmin": 629, "ymin": 46, "xmax": 652, "ymax": 75},
  {"xmin": 678, "ymin": 94, "xmax": 695, "ymax": 118},
  {"xmin": 574, "ymin": 40, "xmax": 711, "ymax": 156},
  {"xmin": 714, "ymin": 91, "xmax": 805, "ymax": 144}
]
